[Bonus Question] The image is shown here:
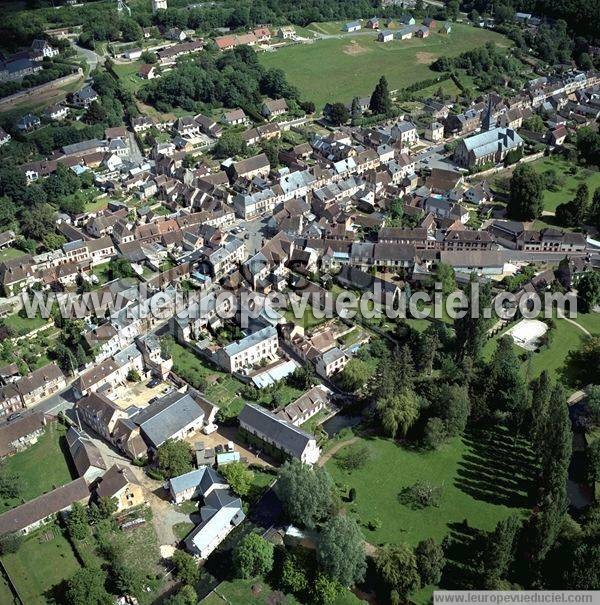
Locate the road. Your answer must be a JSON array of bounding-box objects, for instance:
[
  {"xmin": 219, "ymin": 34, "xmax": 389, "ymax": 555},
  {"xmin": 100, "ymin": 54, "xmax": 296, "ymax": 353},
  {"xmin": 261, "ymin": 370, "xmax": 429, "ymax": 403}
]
[{"xmin": 69, "ymin": 38, "xmax": 103, "ymax": 73}]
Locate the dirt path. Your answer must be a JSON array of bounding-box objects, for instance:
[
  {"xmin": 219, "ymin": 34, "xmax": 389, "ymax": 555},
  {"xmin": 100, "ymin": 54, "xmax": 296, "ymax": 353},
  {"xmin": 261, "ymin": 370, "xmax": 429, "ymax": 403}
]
[
  {"xmin": 557, "ymin": 311, "xmax": 592, "ymax": 337},
  {"xmin": 318, "ymin": 436, "xmax": 359, "ymax": 466}
]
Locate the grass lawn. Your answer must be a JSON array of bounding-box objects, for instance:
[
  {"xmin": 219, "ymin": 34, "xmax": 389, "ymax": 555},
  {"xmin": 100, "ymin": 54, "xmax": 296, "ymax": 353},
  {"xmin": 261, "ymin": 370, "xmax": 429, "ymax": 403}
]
[
  {"xmin": 173, "ymin": 521, "xmax": 194, "ymax": 541},
  {"xmin": 2, "ymin": 312, "xmax": 49, "ymax": 337},
  {"xmin": 0, "ymin": 422, "xmax": 75, "ymax": 514},
  {"xmin": 259, "ymin": 23, "xmax": 510, "ymax": 109},
  {"xmin": 482, "ymin": 318, "xmax": 588, "ymax": 382},
  {"xmin": 326, "ymin": 433, "xmax": 534, "ymax": 549},
  {"xmin": 284, "ymin": 304, "xmax": 328, "ymax": 330},
  {"xmin": 1, "ymin": 524, "xmax": 81, "ymax": 605},
  {"xmin": 573, "ymin": 311, "xmax": 600, "ymax": 336},
  {"xmin": 171, "ymin": 343, "xmax": 246, "ymax": 416},
  {"xmin": 0, "ymin": 574, "xmax": 17, "ymax": 605},
  {"xmin": 0, "ymin": 247, "xmax": 25, "ymax": 262},
  {"xmin": 91, "ymin": 262, "xmax": 113, "ymax": 285},
  {"xmin": 112, "ymin": 61, "xmax": 146, "ymax": 94},
  {"xmin": 201, "ymin": 579, "xmax": 364, "ymax": 605},
  {"xmin": 527, "ymin": 156, "xmax": 600, "ymax": 212}
]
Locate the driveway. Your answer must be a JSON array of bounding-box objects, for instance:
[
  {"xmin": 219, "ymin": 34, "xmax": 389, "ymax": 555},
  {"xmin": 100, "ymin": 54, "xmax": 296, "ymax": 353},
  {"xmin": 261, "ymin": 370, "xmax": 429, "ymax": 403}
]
[{"xmin": 69, "ymin": 38, "xmax": 102, "ymax": 72}]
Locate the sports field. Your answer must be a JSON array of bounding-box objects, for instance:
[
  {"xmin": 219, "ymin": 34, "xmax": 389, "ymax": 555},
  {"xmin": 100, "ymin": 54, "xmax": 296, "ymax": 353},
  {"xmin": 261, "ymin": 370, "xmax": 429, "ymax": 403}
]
[{"xmin": 259, "ymin": 23, "xmax": 511, "ymax": 109}]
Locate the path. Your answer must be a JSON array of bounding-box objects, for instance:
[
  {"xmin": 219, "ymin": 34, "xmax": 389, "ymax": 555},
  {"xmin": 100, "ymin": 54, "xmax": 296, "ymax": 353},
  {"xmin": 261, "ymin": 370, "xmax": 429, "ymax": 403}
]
[
  {"xmin": 69, "ymin": 38, "xmax": 102, "ymax": 72},
  {"xmin": 557, "ymin": 311, "xmax": 592, "ymax": 337},
  {"xmin": 318, "ymin": 435, "xmax": 359, "ymax": 466}
]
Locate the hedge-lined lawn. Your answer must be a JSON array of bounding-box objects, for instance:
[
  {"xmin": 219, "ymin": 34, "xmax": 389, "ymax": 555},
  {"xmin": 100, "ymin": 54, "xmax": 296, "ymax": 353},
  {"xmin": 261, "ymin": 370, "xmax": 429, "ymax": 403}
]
[
  {"xmin": 2, "ymin": 312, "xmax": 49, "ymax": 337},
  {"xmin": 0, "ymin": 422, "xmax": 75, "ymax": 514},
  {"xmin": 482, "ymin": 318, "xmax": 587, "ymax": 381},
  {"xmin": 326, "ymin": 434, "xmax": 534, "ymax": 548},
  {"xmin": 259, "ymin": 23, "xmax": 510, "ymax": 109},
  {"xmin": 1, "ymin": 524, "xmax": 81, "ymax": 605},
  {"xmin": 527, "ymin": 156, "xmax": 600, "ymax": 213}
]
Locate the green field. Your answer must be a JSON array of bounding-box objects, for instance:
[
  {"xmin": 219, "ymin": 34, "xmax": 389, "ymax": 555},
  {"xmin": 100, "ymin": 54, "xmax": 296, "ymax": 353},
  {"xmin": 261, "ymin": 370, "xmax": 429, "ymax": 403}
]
[
  {"xmin": 482, "ymin": 318, "xmax": 589, "ymax": 382},
  {"xmin": 259, "ymin": 23, "xmax": 510, "ymax": 109},
  {"xmin": 0, "ymin": 423, "xmax": 75, "ymax": 514},
  {"xmin": 2, "ymin": 312, "xmax": 49, "ymax": 337},
  {"xmin": 326, "ymin": 433, "xmax": 533, "ymax": 549},
  {"xmin": 0, "ymin": 248, "xmax": 25, "ymax": 262},
  {"xmin": 528, "ymin": 156, "xmax": 600, "ymax": 212},
  {"xmin": 201, "ymin": 578, "xmax": 364, "ymax": 605},
  {"xmin": 1, "ymin": 524, "xmax": 81, "ymax": 605},
  {"xmin": 112, "ymin": 61, "xmax": 146, "ymax": 94}
]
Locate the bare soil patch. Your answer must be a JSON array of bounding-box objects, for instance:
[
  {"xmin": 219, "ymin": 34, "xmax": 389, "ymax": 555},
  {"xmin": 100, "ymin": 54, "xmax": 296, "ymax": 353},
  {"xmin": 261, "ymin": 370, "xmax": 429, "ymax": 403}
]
[
  {"xmin": 343, "ymin": 41, "xmax": 370, "ymax": 56},
  {"xmin": 416, "ymin": 51, "xmax": 438, "ymax": 64}
]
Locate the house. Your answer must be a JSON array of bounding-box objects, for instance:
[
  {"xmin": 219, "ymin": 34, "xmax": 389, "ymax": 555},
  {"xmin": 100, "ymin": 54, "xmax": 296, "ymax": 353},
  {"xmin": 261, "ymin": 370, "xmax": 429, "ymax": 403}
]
[
  {"xmin": 399, "ymin": 14, "xmax": 416, "ymax": 26},
  {"xmin": 43, "ymin": 104, "xmax": 69, "ymax": 121},
  {"xmin": 138, "ymin": 64, "xmax": 157, "ymax": 79},
  {"xmin": 221, "ymin": 108, "xmax": 248, "ymax": 126},
  {"xmin": 214, "ymin": 326, "xmax": 279, "ymax": 373},
  {"xmin": 453, "ymin": 127, "xmax": 524, "ymax": 168},
  {"xmin": 184, "ymin": 478, "xmax": 244, "ymax": 559},
  {"xmin": 253, "ymin": 27, "xmax": 272, "ymax": 42},
  {"xmin": 315, "ymin": 347, "xmax": 348, "ymax": 378},
  {"xmin": 0, "ymin": 127, "xmax": 10, "ymax": 146},
  {"xmin": 423, "ymin": 17, "xmax": 436, "ymax": 28},
  {"xmin": 238, "ymin": 402, "xmax": 320, "ymax": 464},
  {"xmin": 395, "ymin": 27, "xmax": 414, "ymax": 40},
  {"xmin": 229, "ymin": 153, "xmax": 270, "ymax": 181},
  {"xmin": 439, "ymin": 250, "xmax": 505, "ymax": 276},
  {"xmin": 16, "ymin": 113, "xmax": 40, "ymax": 132},
  {"xmin": 549, "ymin": 126, "xmax": 568, "ymax": 146},
  {"xmin": 71, "ymin": 85, "xmax": 98, "ymax": 108},
  {"xmin": 0, "ymin": 56, "xmax": 42, "ymax": 82},
  {"xmin": 66, "ymin": 426, "xmax": 107, "ymax": 482},
  {"xmin": 424, "ymin": 121, "xmax": 444, "ymax": 143},
  {"xmin": 166, "ymin": 27, "xmax": 187, "ymax": 42},
  {"xmin": 17, "ymin": 363, "xmax": 66, "ymax": 408},
  {"xmin": 415, "ymin": 25, "xmax": 430, "ymax": 38},
  {"xmin": 122, "ymin": 47, "xmax": 142, "ymax": 60},
  {"xmin": 0, "ymin": 478, "xmax": 89, "ymax": 536},
  {"xmin": 391, "ymin": 121, "xmax": 418, "ymax": 146},
  {"xmin": 367, "ymin": 17, "xmax": 380, "ymax": 29},
  {"xmin": 277, "ymin": 26, "xmax": 296, "ymax": 39},
  {"xmin": 168, "ymin": 466, "xmax": 227, "ymax": 504},
  {"xmin": 93, "ymin": 464, "xmax": 144, "ymax": 512},
  {"xmin": 276, "ymin": 385, "xmax": 330, "ymax": 426},
  {"xmin": 134, "ymin": 391, "xmax": 207, "ymax": 450},
  {"xmin": 378, "ymin": 30, "xmax": 394, "ymax": 42},
  {"xmin": 261, "ymin": 98, "xmax": 288, "ymax": 119},
  {"xmin": 441, "ymin": 22, "xmax": 452, "ymax": 34},
  {"xmin": 31, "ymin": 39, "xmax": 59, "ymax": 59},
  {"xmin": 343, "ymin": 21, "xmax": 362, "ymax": 33},
  {"xmin": 0, "ymin": 412, "xmax": 47, "ymax": 458}
]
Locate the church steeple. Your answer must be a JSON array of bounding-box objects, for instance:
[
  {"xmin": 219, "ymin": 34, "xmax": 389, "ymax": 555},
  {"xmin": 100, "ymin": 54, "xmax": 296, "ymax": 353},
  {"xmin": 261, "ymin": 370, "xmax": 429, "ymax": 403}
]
[{"xmin": 482, "ymin": 95, "xmax": 496, "ymax": 131}]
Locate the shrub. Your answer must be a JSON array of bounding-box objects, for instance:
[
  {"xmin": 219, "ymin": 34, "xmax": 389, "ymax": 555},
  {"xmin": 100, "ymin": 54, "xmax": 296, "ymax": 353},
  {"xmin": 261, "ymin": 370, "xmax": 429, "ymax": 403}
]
[{"xmin": 398, "ymin": 481, "xmax": 444, "ymax": 509}]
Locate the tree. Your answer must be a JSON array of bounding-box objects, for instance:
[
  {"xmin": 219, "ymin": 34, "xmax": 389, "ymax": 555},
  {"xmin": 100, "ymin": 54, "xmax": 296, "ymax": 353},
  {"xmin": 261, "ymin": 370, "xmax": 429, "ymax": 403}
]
[
  {"xmin": 507, "ymin": 164, "xmax": 543, "ymax": 220},
  {"xmin": 276, "ymin": 459, "xmax": 332, "ymax": 528},
  {"xmin": 530, "ymin": 371, "xmax": 552, "ymax": 460},
  {"xmin": 577, "ymin": 271, "xmax": 600, "ymax": 313},
  {"xmin": 435, "ymin": 262, "xmax": 456, "ymax": 296},
  {"xmin": 0, "ymin": 533, "xmax": 23, "ymax": 555},
  {"xmin": 317, "ymin": 516, "xmax": 367, "ymax": 586},
  {"xmin": 423, "ymin": 417, "xmax": 447, "ymax": 449},
  {"xmin": 233, "ymin": 532, "xmax": 274, "ymax": 579},
  {"xmin": 586, "ymin": 439, "xmax": 600, "ymax": 483},
  {"xmin": 220, "ymin": 461, "xmax": 254, "ymax": 497},
  {"xmin": 556, "ymin": 183, "xmax": 589, "ymax": 227},
  {"xmin": 213, "ymin": 132, "xmax": 246, "ymax": 158},
  {"xmin": 326, "ymin": 102, "xmax": 349, "ymax": 126},
  {"xmin": 20, "ymin": 203, "xmax": 56, "ymax": 240},
  {"xmin": 108, "ymin": 257, "xmax": 135, "ymax": 280},
  {"xmin": 480, "ymin": 515, "xmax": 520, "ymax": 588},
  {"xmin": 112, "ymin": 561, "xmax": 144, "ymax": 598},
  {"xmin": 454, "ymin": 277, "xmax": 492, "ymax": 362},
  {"xmin": 67, "ymin": 502, "xmax": 89, "ymax": 541},
  {"xmin": 375, "ymin": 544, "xmax": 420, "ymax": 600},
  {"xmin": 164, "ymin": 584, "xmax": 198, "ymax": 605},
  {"xmin": 338, "ymin": 358, "xmax": 371, "ymax": 391},
  {"xmin": 439, "ymin": 383, "xmax": 470, "ymax": 437},
  {"xmin": 280, "ymin": 553, "xmax": 308, "ymax": 594},
  {"xmin": 65, "ymin": 568, "xmax": 112, "ymax": 605},
  {"xmin": 156, "ymin": 439, "xmax": 193, "ymax": 478},
  {"xmin": 313, "ymin": 573, "xmax": 342, "ymax": 605},
  {"xmin": 84, "ymin": 100, "xmax": 108, "ymax": 124},
  {"xmin": 369, "ymin": 75, "xmax": 392, "ymax": 115},
  {"xmin": 376, "ymin": 388, "xmax": 419, "ymax": 438},
  {"xmin": 589, "ymin": 186, "xmax": 600, "ymax": 230},
  {"xmin": 350, "ymin": 96, "xmax": 362, "ymax": 125},
  {"xmin": 140, "ymin": 50, "xmax": 157, "ymax": 64},
  {"xmin": 171, "ymin": 549, "xmax": 199, "ymax": 585},
  {"xmin": 415, "ymin": 538, "xmax": 445, "ymax": 586}
]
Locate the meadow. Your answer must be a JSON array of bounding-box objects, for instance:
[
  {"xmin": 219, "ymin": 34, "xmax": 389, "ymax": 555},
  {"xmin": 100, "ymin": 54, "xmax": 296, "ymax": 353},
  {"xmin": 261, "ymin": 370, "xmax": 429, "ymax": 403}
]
[{"xmin": 259, "ymin": 23, "xmax": 510, "ymax": 109}]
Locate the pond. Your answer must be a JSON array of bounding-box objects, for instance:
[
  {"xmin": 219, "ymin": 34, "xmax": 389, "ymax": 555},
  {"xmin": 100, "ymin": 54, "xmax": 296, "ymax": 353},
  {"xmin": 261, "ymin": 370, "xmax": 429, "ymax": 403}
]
[{"xmin": 322, "ymin": 413, "xmax": 363, "ymax": 437}]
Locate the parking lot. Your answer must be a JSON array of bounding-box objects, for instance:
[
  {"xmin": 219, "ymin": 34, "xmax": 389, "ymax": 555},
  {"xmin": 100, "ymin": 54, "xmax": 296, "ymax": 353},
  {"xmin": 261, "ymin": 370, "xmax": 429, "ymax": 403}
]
[{"xmin": 111, "ymin": 378, "xmax": 176, "ymax": 410}]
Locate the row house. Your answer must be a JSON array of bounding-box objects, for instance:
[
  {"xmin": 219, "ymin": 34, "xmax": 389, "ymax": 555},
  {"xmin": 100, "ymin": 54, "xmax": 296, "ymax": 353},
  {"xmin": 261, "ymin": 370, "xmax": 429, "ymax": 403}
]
[{"xmin": 214, "ymin": 326, "xmax": 279, "ymax": 373}]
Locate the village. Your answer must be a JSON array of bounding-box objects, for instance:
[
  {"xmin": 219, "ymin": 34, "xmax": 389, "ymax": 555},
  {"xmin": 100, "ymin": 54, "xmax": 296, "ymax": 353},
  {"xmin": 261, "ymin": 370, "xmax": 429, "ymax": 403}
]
[{"xmin": 0, "ymin": 0, "xmax": 599, "ymax": 604}]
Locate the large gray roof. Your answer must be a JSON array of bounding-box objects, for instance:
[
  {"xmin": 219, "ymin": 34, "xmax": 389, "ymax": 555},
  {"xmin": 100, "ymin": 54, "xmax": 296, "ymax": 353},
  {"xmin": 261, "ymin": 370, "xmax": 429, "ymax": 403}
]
[
  {"xmin": 238, "ymin": 402, "xmax": 315, "ymax": 459},
  {"xmin": 135, "ymin": 391, "xmax": 205, "ymax": 448}
]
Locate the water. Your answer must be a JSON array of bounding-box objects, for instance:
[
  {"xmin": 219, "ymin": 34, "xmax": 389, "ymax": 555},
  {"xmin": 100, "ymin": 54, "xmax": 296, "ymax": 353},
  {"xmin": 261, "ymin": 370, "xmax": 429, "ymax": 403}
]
[{"xmin": 322, "ymin": 414, "xmax": 362, "ymax": 437}]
